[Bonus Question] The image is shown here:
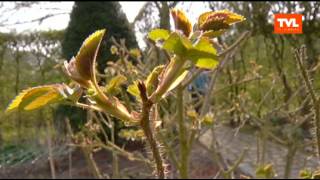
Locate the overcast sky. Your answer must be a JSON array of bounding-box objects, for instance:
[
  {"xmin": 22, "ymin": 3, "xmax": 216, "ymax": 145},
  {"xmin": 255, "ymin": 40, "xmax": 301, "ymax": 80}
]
[{"xmin": 0, "ymin": 2, "xmax": 210, "ymax": 48}]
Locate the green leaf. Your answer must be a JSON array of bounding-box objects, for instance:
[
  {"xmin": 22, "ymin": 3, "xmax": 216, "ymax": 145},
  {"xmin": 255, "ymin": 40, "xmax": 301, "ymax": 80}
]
[
  {"xmin": 163, "ymin": 69, "xmax": 189, "ymax": 98},
  {"xmin": 118, "ymin": 129, "xmax": 145, "ymax": 141},
  {"xmin": 186, "ymin": 38, "xmax": 218, "ymax": 69},
  {"xmin": 202, "ymin": 29, "xmax": 226, "ymax": 38},
  {"xmin": 105, "ymin": 75, "xmax": 127, "ymax": 95},
  {"xmin": 256, "ymin": 164, "xmax": 275, "ymax": 179},
  {"xmin": 171, "ymin": 8, "xmax": 192, "ymax": 37},
  {"xmin": 163, "ymin": 32, "xmax": 192, "ymax": 55},
  {"xmin": 75, "ymin": 29, "xmax": 106, "ymax": 81},
  {"xmin": 299, "ymin": 169, "xmax": 313, "ymax": 179},
  {"xmin": 194, "ymin": 38, "xmax": 217, "ymax": 54},
  {"xmin": 145, "ymin": 65, "xmax": 165, "ymax": 96},
  {"xmin": 193, "ymin": 58, "xmax": 219, "ymax": 69},
  {"xmin": 6, "ymin": 84, "xmax": 65, "ymax": 113},
  {"xmin": 202, "ymin": 113, "xmax": 215, "ymax": 126},
  {"xmin": 127, "ymin": 81, "xmax": 141, "ymax": 102},
  {"xmin": 148, "ymin": 29, "xmax": 170, "ymax": 42}
]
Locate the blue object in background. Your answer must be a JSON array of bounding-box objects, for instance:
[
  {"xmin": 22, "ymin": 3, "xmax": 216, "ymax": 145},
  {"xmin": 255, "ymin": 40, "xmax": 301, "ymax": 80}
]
[{"xmin": 188, "ymin": 71, "xmax": 210, "ymax": 94}]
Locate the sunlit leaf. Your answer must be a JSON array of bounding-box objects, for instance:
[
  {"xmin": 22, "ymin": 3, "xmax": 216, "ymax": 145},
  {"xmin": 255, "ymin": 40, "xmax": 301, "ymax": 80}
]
[
  {"xmin": 193, "ymin": 58, "xmax": 218, "ymax": 69},
  {"xmin": 110, "ymin": 45, "xmax": 118, "ymax": 55},
  {"xmin": 111, "ymin": 96, "xmax": 132, "ymax": 119},
  {"xmin": 105, "ymin": 75, "xmax": 127, "ymax": 95},
  {"xmin": 119, "ymin": 129, "xmax": 145, "ymax": 141},
  {"xmin": 187, "ymin": 110, "xmax": 198, "ymax": 119},
  {"xmin": 202, "ymin": 112, "xmax": 215, "ymax": 126},
  {"xmin": 6, "ymin": 85, "xmax": 65, "ymax": 113},
  {"xmin": 198, "ymin": 10, "xmax": 245, "ymax": 32},
  {"xmin": 194, "ymin": 38, "xmax": 217, "ymax": 54},
  {"xmin": 127, "ymin": 81, "xmax": 141, "ymax": 101},
  {"xmin": 256, "ymin": 164, "xmax": 275, "ymax": 179},
  {"xmin": 129, "ymin": 48, "xmax": 142, "ymax": 58},
  {"xmin": 202, "ymin": 29, "xmax": 227, "ymax": 38},
  {"xmin": 75, "ymin": 29, "xmax": 106, "ymax": 81},
  {"xmin": 145, "ymin": 65, "xmax": 165, "ymax": 96},
  {"xmin": 299, "ymin": 169, "xmax": 313, "ymax": 179},
  {"xmin": 163, "ymin": 69, "xmax": 189, "ymax": 98},
  {"xmin": 171, "ymin": 8, "xmax": 192, "ymax": 37},
  {"xmin": 163, "ymin": 32, "xmax": 192, "ymax": 55},
  {"xmin": 198, "ymin": 12, "xmax": 212, "ymax": 28},
  {"xmin": 148, "ymin": 29, "xmax": 170, "ymax": 42},
  {"xmin": 25, "ymin": 90, "xmax": 60, "ymax": 110},
  {"xmin": 186, "ymin": 38, "xmax": 218, "ymax": 69}
]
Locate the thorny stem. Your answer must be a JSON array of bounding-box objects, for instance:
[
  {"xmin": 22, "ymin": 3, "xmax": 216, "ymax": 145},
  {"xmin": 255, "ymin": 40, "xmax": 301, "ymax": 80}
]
[
  {"xmin": 138, "ymin": 82, "xmax": 166, "ymax": 179},
  {"xmin": 177, "ymin": 86, "xmax": 189, "ymax": 179}
]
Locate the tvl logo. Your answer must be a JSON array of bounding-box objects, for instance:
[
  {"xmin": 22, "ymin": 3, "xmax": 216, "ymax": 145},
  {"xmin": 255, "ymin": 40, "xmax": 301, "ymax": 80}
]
[{"xmin": 274, "ymin": 14, "xmax": 303, "ymax": 34}]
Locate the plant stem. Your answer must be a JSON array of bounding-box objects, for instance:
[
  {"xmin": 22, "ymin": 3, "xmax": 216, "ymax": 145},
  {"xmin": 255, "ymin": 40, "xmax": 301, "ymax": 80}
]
[
  {"xmin": 46, "ymin": 119, "xmax": 56, "ymax": 179},
  {"xmin": 111, "ymin": 121, "xmax": 120, "ymax": 178},
  {"xmin": 138, "ymin": 82, "xmax": 165, "ymax": 179},
  {"xmin": 284, "ymin": 143, "xmax": 297, "ymax": 179},
  {"xmin": 294, "ymin": 46, "xmax": 320, "ymax": 157},
  {"xmin": 177, "ymin": 86, "xmax": 189, "ymax": 179},
  {"xmin": 65, "ymin": 118, "xmax": 103, "ymax": 179}
]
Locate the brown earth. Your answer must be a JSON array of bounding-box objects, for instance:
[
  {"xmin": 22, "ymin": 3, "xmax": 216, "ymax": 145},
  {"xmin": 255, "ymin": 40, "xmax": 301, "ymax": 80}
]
[{"xmin": 0, "ymin": 141, "xmax": 221, "ymax": 179}]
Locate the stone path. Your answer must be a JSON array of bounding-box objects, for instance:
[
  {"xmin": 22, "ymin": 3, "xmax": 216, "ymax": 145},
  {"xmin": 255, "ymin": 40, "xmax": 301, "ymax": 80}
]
[{"xmin": 199, "ymin": 125, "xmax": 319, "ymax": 179}]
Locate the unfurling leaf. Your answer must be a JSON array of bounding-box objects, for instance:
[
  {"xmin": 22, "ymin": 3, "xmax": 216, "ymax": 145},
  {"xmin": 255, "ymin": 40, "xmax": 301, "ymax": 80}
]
[
  {"xmin": 105, "ymin": 75, "xmax": 127, "ymax": 95},
  {"xmin": 75, "ymin": 29, "xmax": 106, "ymax": 81},
  {"xmin": 6, "ymin": 84, "xmax": 67, "ymax": 113},
  {"xmin": 171, "ymin": 8, "xmax": 192, "ymax": 37},
  {"xmin": 148, "ymin": 29, "xmax": 170, "ymax": 42},
  {"xmin": 198, "ymin": 10, "xmax": 245, "ymax": 34},
  {"xmin": 145, "ymin": 65, "xmax": 165, "ymax": 96},
  {"xmin": 63, "ymin": 58, "xmax": 91, "ymax": 88},
  {"xmin": 111, "ymin": 96, "xmax": 132, "ymax": 120}
]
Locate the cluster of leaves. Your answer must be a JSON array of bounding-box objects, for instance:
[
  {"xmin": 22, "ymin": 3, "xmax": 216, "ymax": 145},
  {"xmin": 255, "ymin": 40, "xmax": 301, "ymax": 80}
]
[
  {"xmin": 5, "ymin": 8, "xmax": 245, "ymax": 178},
  {"xmin": 6, "ymin": 8, "xmax": 244, "ymax": 124}
]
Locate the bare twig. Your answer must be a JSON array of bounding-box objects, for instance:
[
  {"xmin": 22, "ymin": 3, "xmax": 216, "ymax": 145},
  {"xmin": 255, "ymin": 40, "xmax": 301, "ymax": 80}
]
[{"xmin": 294, "ymin": 45, "xmax": 320, "ymax": 158}]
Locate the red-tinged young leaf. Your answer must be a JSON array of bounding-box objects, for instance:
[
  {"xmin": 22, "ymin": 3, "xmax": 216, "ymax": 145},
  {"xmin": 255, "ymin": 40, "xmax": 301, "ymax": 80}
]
[
  {"xmin": 75, "ymin": 29, "xmax": 106, "ymax": 81},
  {"xmin": 171, "ymin": 8, "xmax": 192, "ymax": 37},
  {"xmin": 198, "ymin": 10, "xmax": 245, "ymax": 33}
]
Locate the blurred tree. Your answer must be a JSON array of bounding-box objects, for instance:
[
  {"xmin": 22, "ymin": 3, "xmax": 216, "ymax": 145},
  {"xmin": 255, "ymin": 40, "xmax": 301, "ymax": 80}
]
[{"xmin": 56, "ymin": 1, "xmax": 138, "ymax": 131}]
